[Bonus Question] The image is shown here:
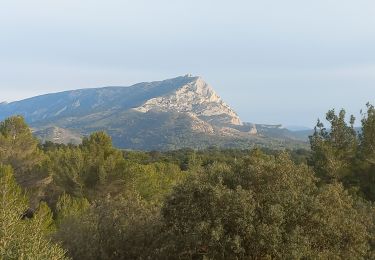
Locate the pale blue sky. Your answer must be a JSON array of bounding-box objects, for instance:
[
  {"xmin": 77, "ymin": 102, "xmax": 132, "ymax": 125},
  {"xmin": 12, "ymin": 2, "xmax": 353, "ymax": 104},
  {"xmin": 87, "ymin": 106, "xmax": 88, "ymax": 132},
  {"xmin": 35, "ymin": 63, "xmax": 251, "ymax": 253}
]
[{"xmin": 1, "ymin": 0, "xmax": 375, "ymax": 127}]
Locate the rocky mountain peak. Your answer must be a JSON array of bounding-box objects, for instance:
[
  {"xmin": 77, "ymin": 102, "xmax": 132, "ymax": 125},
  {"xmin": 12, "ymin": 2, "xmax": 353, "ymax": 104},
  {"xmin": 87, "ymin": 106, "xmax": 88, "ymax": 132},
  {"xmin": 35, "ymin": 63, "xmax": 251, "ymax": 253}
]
[{"xmin": 134, "ymin": 75, "xmax": 242, "ymax": 126}]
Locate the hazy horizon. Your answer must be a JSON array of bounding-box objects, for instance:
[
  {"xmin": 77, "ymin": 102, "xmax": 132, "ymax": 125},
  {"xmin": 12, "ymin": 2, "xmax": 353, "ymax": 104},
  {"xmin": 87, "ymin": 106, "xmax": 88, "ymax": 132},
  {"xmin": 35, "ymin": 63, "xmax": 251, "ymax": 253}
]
[{"xmin": 1, "ymin": 0, "xmax": 374, "ymax": 127}]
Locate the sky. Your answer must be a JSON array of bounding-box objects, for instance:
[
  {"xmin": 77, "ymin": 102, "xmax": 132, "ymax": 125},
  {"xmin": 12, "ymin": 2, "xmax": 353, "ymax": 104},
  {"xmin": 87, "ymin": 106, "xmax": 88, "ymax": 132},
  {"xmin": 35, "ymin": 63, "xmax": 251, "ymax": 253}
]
[{"xmin": 1, "ymin": 0, "xmax": 375, "ymax": 127}]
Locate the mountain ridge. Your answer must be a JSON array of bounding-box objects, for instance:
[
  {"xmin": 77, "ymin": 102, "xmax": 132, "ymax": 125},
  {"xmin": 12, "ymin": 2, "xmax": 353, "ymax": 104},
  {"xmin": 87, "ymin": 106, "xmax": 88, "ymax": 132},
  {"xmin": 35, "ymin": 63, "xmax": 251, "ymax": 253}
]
[
  {"xmin": 0, "ymin": 75, "xmax": 309, "ymax": 150},
  {"xmin": 0, "ymin": 75, "xmax": 201, "ymax": 122}
]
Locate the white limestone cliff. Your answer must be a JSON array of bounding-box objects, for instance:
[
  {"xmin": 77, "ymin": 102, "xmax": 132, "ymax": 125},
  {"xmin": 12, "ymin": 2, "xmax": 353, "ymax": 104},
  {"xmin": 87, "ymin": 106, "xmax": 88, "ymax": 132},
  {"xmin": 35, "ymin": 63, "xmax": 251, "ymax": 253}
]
[{"xmin": 134, "ymin": 76, "xmax": 242, "ymax": 126}]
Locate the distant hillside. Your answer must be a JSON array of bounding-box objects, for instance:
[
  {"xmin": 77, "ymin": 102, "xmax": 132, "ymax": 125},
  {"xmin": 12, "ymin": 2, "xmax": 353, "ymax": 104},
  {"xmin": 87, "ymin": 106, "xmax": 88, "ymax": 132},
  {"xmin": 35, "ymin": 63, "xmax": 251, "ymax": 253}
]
[
  {"xmin": 33, "ymin": 127, "xmax": 82, "ymax": 145},
  {"xmin": 0, "ymin": 75, "xmax": 309, "ymax": 150},
  {"xmin": 256, "ymin": 124, "xmax": 313, "ymax": 142}
]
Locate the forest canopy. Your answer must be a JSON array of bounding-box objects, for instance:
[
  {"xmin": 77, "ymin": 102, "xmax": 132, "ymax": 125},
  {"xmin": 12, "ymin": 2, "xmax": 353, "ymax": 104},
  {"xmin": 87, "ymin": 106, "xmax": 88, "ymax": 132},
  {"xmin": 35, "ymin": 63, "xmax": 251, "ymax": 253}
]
[{"xmin": 1, "ymin": 105, "xmax": 375, "ymax": 259}]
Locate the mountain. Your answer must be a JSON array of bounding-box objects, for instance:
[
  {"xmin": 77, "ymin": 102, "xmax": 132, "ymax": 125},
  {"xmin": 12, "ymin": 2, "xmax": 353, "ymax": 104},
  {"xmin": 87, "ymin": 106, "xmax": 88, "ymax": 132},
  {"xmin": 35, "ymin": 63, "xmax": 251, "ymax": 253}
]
[
  {"xmin": 33, "ymin": 127, "xmax": 82, "ymax": 145},
  {"xmin": 285, "ymin": 125, "xmax": 313, "ymax": 132},
  {"xmin": 255, "ymin": 124, "xmax": 312, "ymax": 142},
  {"xmin": 0, "ymin": 75, "xmax": 308, "ymax": 150}
]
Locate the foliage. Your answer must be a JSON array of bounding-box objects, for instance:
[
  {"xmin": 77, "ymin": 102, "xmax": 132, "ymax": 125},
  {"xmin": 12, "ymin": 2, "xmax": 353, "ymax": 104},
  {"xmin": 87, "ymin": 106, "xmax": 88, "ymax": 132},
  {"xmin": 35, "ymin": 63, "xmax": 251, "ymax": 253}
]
[
  {"xmin": 0, "ymin": 113, "xmax": 375, "ymax": 259},
  {"xmin": 310, "ymin": 105, "xmax": 375, "ymax": 201},
  {"xmin": 160, "ymin": 152, "xmax": 374, "ymax": 259},
  {"xmin": 0, "ymin": 116, "xmax": 44, "ymax": 174},
  {"xmin": 55, "ymin": 193, "xmax": 90, "ymax": 225},
  {"xmin": 54, "ymin": 191, "xmax": 160, "ymax": 260},
  {"xmin": 309, "ymin": 109, "xmax": 357, "ymax": 181},
  {"xmin": 0, "ymin": 165, "xmax": 68, "ymax": 259}
]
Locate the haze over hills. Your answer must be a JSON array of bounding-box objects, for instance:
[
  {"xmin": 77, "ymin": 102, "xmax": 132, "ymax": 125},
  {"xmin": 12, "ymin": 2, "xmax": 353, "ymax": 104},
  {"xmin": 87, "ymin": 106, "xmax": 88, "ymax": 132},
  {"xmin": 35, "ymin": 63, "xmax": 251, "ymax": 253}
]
[{"xmin": 0, "ymin": 75, "xmax": 310, "ymax": 150}]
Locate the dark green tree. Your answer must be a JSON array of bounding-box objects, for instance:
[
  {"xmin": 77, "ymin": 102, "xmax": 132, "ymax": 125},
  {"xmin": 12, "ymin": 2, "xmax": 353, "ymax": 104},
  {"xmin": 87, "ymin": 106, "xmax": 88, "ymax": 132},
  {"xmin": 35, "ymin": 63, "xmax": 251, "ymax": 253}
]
[
  {"xmin": 54, "ymin": 191, "xmax": 160, "ymax": 260},
  {"xmin": 356, "ymin": 103, "xmax": 375, "ymax": 200},
  {"xmin": 0, "ymin": 116, "xmax": 44, "ymax": 176},
  {"xmin": 159, "ymin": 152, "xmax": 374, "ymax": 259},
  {"xmin": 309, "ymin": 109, "xmax": 357, "ymax": 181},
  {"xmin": 80, "ymin": 132, "xmax": 124, "ymax": 188}
]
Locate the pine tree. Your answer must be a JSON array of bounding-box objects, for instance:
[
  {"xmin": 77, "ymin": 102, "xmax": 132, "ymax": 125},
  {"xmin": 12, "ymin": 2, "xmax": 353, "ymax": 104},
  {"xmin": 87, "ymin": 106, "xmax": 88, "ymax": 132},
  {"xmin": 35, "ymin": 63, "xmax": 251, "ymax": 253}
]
[
  {"xmin": 0, "ymin": 116, "xmax": 44, "ymax": 174},
  {"xmin": 0, "ymin": 165, "xmax": 68, "ymax": 259}
]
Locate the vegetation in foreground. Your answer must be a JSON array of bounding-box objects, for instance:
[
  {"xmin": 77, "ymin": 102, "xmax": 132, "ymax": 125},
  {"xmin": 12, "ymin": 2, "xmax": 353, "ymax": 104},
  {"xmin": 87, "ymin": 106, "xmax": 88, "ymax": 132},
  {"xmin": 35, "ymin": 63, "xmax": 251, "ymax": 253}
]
[{"xmin": 1, "ymin": 104, "xmax": 375, "ymax": 259}]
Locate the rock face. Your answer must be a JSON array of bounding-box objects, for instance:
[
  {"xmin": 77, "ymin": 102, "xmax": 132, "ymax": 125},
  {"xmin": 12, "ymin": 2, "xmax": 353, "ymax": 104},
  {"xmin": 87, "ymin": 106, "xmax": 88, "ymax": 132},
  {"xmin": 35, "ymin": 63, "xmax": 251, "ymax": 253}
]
[{"xmin": 135, "ymin": 76, "xmax": 242, "ymax": 126}]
